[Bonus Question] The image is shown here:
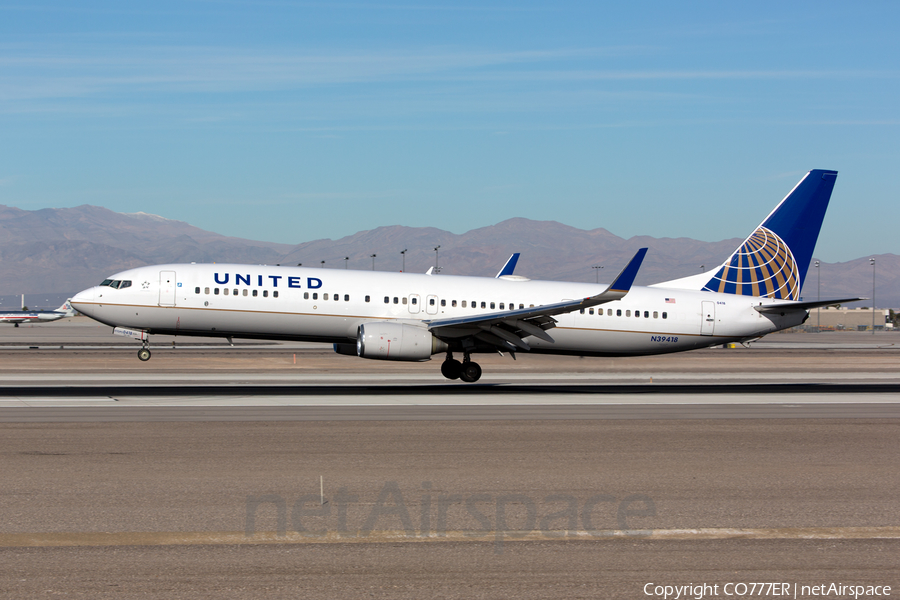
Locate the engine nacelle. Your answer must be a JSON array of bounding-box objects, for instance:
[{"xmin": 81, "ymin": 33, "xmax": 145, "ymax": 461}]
[{"xmin": 356, "ymin": 322, "xmax": 447, "ymax": 361}]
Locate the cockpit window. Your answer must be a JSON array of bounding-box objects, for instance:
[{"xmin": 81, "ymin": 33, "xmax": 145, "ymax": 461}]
[
  {"xmin": 100, "ymin": 279, "xmax": 113, "ymax": 287},
  {"xmin": 119, "ymin": 280, "xmax": 132, "ymax": 289},
  {"xmin": 110, "ymin": 280, "xmax": 121, "ymax": 289}
]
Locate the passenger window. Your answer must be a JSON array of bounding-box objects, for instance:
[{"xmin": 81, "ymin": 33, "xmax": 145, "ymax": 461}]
[
  {"xmin": 520, "ymin": 304, "xmax": 525, "ymax": 309},
  {"xmin": 214, "ymin": 288, "xmax": 220, "ymax": 295},
  {"xmin": 204, "ymin": 288, "xmax": 210, "ymax": 295},
  {"xmin": 653, "ymin": 311, "xmax": 658, "ymax": 318},
  {"xmin": 589, "ymin": 308, "xmax": 594, "ymax": 315},
  {"xmin": 490, "ymin": 302, "xmax": 495, "ymax": 309},
  {"xmin": 626, "ymin": 310, "xmax": 631, "ymax": 317},
  {"xmin": 644, "ymin": 311, "xmax": 649, "ymax": 318},
  {"xmin": 195, "ymin": 287, "xmax": 200, "ymax": 294},
  {"xmin": 311, "ymin": 292, "xmax": 316, "ymax": 300},
  {"xmin": 384, "ymin": 296, "xmax": 389, "ymax": 304},
  {"xmin": 333, "ymin": 294, "xmax": 338, "ymax": 301},
  {"xmin": 662, "ymin": 312, "xmax": 668, "ymax": 319},
  {"xmin": 441, "ymin": 299, "xmax": 446, "ymax": 307},
  {"xmin": 224, "ymin": 288, "xmax": 229, "ymax": 296},
  {"xmin": 365, "ymin": 296, "xmax": 371, "ymax": 303},
  {"xmin": 481, "ymin": 302, "xmax": 486, "ymax": 309},
  {"xmin": 253, "ymin": 290, "xmax": 258, "ymax": 297},
  {"xmin": 243, "ymin": 290, "xmax": 248, "ymax": 297},
  {"xmin": 461, "ymin": 301, "xmax": 467, "ymax": 308},
  {"xmin": 616, "ymin": 309, "xmax": 621, "ymax": 316},
  {"xmin": 430, "ymin": 298, "xmax": 436, "ymax": 306},
  {"xmin": 274, "ymin": 291, "xmax": 279, "ymax": 298},
  {"xmin": 323, "ymin": 293, "xmax": 329, "ymax": 300},
  {"xmin": 499, "ymin": 303, "xmax": 504, "ymax": 309},
  {"xmin": 263, "ymin": 290, "xmax": 269, "ymax": 298},
  {"xmin": 452, "ymin": 300, "xmax": 457, "ymax": 307},
  {"xmin": 304, "ymin": 292, "xmax": 309, "ymax": 299},
  {"xmin": 344, "ymin": 294, "xmax": 350, "ymax": 301},
  {"xmin": 607, "ymin": 309, "xmax": 612, "ymax": 316},
  {"xmin": 393, "ymin": 297, "xmax": 399, "ymax": 304},
  {"xmin": 580, "ymin": 309, "xmax": 585, "ymax": 314}
]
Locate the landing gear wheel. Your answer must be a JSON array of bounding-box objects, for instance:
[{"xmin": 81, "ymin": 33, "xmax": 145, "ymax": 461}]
[
  {"xmin": 441, "ymin": 359, "xmax": 462, "ymax": 380},
  {"xmin": 137, "ymin": 348, "xmax": 151, "ymax": 362},
  {"xmin": 459, "ymin": 361, "xmax": 482, "ymax": 383}
]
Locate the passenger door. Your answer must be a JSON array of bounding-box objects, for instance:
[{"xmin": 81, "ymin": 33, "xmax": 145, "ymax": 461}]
[
  {"xmin": 426, "ymin": 295, "xmax": 439, "ymax": 315},
  {"xmin": 159, "ymin": 271, "xmax": 176, "ymax": 307},
  {"xmin": 700, "ymin": 300, "xmax": 715, "ymax": 335},
  {"xmin": 408, "ymin": 294, "xmax": 421, "ymax": 314}
]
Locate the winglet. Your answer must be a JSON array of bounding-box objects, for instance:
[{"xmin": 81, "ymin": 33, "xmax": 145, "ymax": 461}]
[
  {"xmin": 495, "ymin": 253, "xmax": 520, "ymax": 278},
  {"xmin": 608, "ymin": 248, "xmax": 648, "ymax": 293}
]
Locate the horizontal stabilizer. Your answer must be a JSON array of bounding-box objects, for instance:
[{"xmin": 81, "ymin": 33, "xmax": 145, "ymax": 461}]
[{"xmin": 753, "ymin": 297, "xmax": 863, "ymax": 314}]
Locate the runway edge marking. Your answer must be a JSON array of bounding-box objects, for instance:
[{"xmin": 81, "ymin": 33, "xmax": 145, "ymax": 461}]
[{"xmin": 3, "ymin": 526, "xmax": 900, "ymax": 547}]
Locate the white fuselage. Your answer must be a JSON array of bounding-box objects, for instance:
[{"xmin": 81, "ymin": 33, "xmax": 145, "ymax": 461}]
[{"xmin": 70, "ymin": 263, "xmax": 805, "ymax": 357}]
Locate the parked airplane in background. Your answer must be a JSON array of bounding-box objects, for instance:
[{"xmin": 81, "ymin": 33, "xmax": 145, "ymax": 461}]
[
  {"xmin": 71, "ymin": 169, "xmax": 858, "ymax": 382},
  {"xmin": 0, "ymin": 300, "xmax": 77, "ymax": 327}
]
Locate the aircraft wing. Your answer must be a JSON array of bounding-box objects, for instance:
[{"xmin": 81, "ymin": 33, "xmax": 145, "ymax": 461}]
[
  {"xmin": 425, "ymin": 248, "xmax": 647, "ymax": 351},
  {"xmin": 753, "ymin": 297, "xmax": 863, "ymax": 314}
]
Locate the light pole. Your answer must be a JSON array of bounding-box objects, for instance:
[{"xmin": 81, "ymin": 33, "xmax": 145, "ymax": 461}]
[
  {"xmin": 400, "ymin": 249, "xmax": 407, "ymax": 272},
  {"xmin": 320, "ymin": 260, "xmax": 325, "ymax": 268},
  {"xmin": 815, "ymin": 260, "xmax": 820, "ymax": 332},
  {"xmin": 434, "ymin": 245, "xmax": 441, "ymax": 272},
  {"xmin": 592, "ymin": 265, "xmax": 604, "ymax": 283},
  {"xmin": 344, "ymin": 257, "xmax": 349, "ymax": 269},
  {"xmin": 870, "ymin": 257, "xmax": 876, "ymax": 334},
  {"xmin": 371, "ymin": 254, "xmax": 377, "ymax": 271},
  {"xmin": 700, "ymin": 265, "xmax": 705, "ymax": 272}
]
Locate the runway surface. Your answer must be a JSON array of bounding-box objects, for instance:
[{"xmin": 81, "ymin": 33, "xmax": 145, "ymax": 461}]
[{"xmin": 1, "ymin": 323, "xmax": 899, "ymax": 598}]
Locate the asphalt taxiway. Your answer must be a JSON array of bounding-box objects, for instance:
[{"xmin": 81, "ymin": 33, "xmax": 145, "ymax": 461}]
[{"xmin": 1, "ymin": 321, "xmax": 898, "ymax": 598}]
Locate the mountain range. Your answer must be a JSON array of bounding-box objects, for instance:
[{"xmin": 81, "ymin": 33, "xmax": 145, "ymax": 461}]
[{"xmin": 0, "ymin": 204, "xmax": 895, "ymax": 308}]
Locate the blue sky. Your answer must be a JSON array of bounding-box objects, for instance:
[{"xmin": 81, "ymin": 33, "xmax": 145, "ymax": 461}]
[{"xmin": 1, "ymin": 1, "xmax": 897, "ymax": 262}]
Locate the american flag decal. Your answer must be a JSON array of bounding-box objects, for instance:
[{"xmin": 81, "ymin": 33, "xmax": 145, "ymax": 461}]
[{"xmin": 665, "ymin": 298, "xmax": 676, "ymax": 304}]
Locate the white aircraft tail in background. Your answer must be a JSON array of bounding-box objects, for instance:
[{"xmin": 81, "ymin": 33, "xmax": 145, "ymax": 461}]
[{"xmin": 0, "ymin": 299, "xmax": 77, "ymax": 327}]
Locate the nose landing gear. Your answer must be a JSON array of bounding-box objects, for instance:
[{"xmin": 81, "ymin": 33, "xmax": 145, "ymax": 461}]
[{"xmin": 137, "ymin": 341, "xmax": 151, "ymax": 361}]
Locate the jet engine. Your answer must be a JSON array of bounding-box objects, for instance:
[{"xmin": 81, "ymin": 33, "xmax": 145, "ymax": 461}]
[{"xmin": 353, "ymin": 322, "xmax": 448, "ymax": 361}]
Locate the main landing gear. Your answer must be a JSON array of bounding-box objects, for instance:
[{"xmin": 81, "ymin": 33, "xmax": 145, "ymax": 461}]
[{"xmin": 441, "ymin": 353, "xmax": 482, "ymax": 383}]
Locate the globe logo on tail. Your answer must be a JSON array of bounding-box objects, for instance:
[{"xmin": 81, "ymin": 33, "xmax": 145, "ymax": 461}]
[{"xmin": 702, "ymin": 226, "xmax": 800, "ymax": 300}]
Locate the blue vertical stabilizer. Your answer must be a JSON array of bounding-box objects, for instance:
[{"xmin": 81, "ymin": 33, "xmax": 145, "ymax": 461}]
[{"xmin": 702, "ymin": 169, "xmax": 837, "ymax": 300}]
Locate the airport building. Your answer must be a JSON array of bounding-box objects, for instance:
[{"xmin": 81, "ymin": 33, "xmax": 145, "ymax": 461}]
[{"xmin": 804, "ymin": 306, "xmax": 892, "ymax": 332}]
